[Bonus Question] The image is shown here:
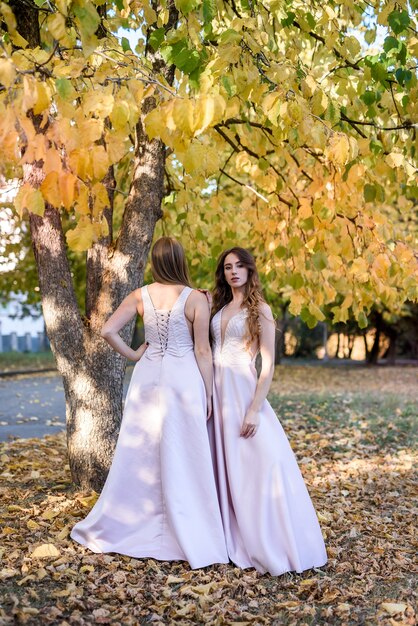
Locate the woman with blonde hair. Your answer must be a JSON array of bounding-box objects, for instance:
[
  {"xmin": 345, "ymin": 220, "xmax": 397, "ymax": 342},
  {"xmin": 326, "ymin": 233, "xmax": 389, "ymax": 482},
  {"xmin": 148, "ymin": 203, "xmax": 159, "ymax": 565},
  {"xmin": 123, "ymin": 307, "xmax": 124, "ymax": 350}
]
[
  {"xmin": 71, "ymin": 237, "xmax": 228, "ymax": 569},
  {"xmin": 210, "ymin": 247, "xmax": 327, "ymax": 575}
]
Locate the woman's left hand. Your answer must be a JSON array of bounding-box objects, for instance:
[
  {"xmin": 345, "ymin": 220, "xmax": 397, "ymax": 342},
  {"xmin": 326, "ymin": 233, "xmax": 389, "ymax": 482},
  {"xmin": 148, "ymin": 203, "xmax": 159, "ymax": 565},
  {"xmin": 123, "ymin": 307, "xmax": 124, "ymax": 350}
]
[
  {"xmin": 133, "ymin": 342, "xmax": 148, "ymax": 362},
  {"xmin": 240, "ymin": 410, "xmax": 260, "ymax": 438}
]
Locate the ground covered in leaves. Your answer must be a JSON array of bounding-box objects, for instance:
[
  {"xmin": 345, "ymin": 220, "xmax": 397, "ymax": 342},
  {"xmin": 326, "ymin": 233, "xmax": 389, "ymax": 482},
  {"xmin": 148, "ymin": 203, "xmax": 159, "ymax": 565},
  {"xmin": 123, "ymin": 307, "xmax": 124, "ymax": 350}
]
[{"xmin": 1, "ymin": 365, "xmax": 417, "ymax": 625}]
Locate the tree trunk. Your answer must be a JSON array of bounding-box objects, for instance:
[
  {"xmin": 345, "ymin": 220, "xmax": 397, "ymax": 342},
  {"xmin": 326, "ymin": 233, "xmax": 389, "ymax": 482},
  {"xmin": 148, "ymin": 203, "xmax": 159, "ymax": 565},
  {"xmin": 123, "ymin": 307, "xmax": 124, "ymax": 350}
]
[
  {"xmin": 367, "ymin": 313, "xmax": 382, "ymax": 365},
  {"xmin": 384, "ymin": 330, "xmax": 397, "ymax": 365},
  {"xmin": 335, "ymin": 332, "xmax": 341, "ymax": 359},
  {"xmin": 322, "ymin": 323, "xmax": 329, "ymax": 361},
  {"xmin": 64, "ymin": 335, "xmax": 127, "ymax": 491},
  {"xmin": 347, "ymin": 334, "xmax": 355, "ymax": 360},
  {"xmin": 14, "ymin": 0, "xmax": 178, "ymax": 490},
  {"xmin": 274, "ymin": 305, "xmax": 288, "ymax": 364},
  {"xmin": 363, "ymin": 334, "xmax": 370, "ymax": 361}
]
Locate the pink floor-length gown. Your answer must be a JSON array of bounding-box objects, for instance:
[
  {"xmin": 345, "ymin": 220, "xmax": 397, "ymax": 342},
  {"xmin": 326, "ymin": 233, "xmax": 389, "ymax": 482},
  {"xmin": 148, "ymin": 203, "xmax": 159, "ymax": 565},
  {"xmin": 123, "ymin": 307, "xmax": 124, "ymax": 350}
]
[
  {"xmin": 71, "ymin": 286, "xmax": 228, "ymax": 569},
  {"xmin": 209, "ymin": 307, "xmax": 327, "ymax": 575}
]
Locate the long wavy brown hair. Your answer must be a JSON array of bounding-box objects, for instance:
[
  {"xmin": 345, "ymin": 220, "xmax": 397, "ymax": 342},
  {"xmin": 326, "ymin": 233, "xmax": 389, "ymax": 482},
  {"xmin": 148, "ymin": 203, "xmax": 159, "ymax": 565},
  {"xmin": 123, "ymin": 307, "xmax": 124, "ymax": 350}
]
[
  {"xmin": 151, "ymin": 237, "xmax": 191, "ymax": 286},
  {"xmin": 212, "ymin": 247, "xmax": 266, "ymax": 347}
]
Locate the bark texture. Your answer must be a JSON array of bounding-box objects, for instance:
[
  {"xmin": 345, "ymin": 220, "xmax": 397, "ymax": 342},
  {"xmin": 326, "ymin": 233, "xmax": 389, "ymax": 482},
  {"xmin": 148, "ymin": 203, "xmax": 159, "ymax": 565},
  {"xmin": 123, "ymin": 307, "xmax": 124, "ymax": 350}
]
[{"xmin": 18, "ymin": 0, "xmax": 179, "ymax": 490}]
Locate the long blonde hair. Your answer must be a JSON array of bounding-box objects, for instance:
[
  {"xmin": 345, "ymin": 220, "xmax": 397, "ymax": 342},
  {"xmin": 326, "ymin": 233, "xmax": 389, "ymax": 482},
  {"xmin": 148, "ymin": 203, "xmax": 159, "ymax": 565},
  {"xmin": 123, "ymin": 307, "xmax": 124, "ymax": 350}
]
[
  {"xmin": 212, "ymin": 247, "xmax": 265, "ymax": 347},
  {"xmin": 151, "ymin": 237, "xmax": 191, "ymax": 286}
]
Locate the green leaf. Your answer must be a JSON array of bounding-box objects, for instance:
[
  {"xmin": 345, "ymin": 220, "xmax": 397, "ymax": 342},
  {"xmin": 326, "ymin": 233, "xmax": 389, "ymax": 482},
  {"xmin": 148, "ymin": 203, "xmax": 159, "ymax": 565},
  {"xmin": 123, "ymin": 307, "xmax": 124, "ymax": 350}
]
[
  {"xmin": 364, "ymin": 29, "xmax": 376, "ymax": 45},
  {"xmin": 289, "ymin": 237, "xmax": 302, "ymax": 254},
  {"xmin": 202, "ymin": 0, "xmax": 216, "ymax": 23},
  {"xmin": 221, "ymin": 75, "xmax": 235, "ymax": 97},
  {"xmin": 361, "ymin": 91, "xmax": 376, "ymax": 106},
  {"xmin": 288, "ymin": 273, "xmax": 304, "ymax": 289},
  {"xmin": 306, "ymin": 13, "xmax": 316, "ymax": 29},
  {"xmin": 114, "ymin": 0, "xmax": 124, "ymax": 9},
  {"xmin": 370, "ymin": 139, "xmax": 384, "ymax": 155},
  {"xmin": 121, "ymin": 37, "xmax": 131, "ymax": 52},
  {"xmin": 395, "ymin": 68, "xmax": 412, "ymax": 86},
  {"xmin": 388, "ymin": 9, "xmax": 410, "ymax": 35},
  {"xmin": 55, "ymin": 77, "xmax": 73, "ymax": 100},
  {"xmin": 176, "ymin": 212, "xmax": 187, "ymax": 223},
  {"xmin": 300, "ymin": 307, "xmax": 318, "ymax": 329},
  {"xmin": 274, "ymin": 246, "xmax": 287, "ymax": 259},
  {"xmin": 383, "ymin": 36, "xmax": 400, "ymax": 53},
  {"xmin": 358, "ymin": 310, "xmax": 368, "ymax": 329},
  {"xmin": 370, "ymin": 62, "xmax": 388, "ymax": 83},
  {"xmin": 173, "ymin": 48, "xmax": 201, "ymax": 74},
  {"xmin": 73, "ymin": 2, "xmax": 100, "ymax": 37},
  {"xmin": 219, "ymin": 29, "xmax": 241, "ymax": 44},
  {"xmin": 397, "ymin": 43, "xmax": 407, "ymax": 65},
  {"xmin": 148, "ymin": 27, "xmax": 165, "ymax": 51},
  {"xmin": 364, "ymin": 184, "xmax": 376, "ymax": 202},
  {"xmin": 281, "ymin": 11, "xmax": 295, "ymax": 28},
  {"xmin": 312, "ymin": 251, "xmax": 327, "ymax": 270},
  {"xmin": 175, "ymin": 0, "xmax": 199, "ymax": 14}
]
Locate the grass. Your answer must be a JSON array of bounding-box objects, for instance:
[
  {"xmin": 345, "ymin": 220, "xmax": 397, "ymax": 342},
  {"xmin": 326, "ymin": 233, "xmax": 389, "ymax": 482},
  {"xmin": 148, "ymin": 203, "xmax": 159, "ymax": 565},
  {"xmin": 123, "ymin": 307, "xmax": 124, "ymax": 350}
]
[{"xmin": 0, "ymin": 351, "xmax": 56, "ymax": 373}]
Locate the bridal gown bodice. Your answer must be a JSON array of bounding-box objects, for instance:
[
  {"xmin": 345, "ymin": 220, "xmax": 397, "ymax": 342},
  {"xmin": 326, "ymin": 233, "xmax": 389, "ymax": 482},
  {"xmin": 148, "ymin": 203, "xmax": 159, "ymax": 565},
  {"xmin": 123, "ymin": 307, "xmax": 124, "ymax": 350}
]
[{"xmin": 212, "ymin": 308, "xmax": 255, "ymax": 368}]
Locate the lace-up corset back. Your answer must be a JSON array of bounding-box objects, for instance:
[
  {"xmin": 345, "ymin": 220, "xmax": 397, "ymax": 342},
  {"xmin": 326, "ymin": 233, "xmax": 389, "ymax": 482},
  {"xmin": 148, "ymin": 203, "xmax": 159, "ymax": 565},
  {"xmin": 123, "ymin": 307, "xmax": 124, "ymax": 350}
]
[{"xmin": 141, "ymin": 285, "xmax": 194, "ymax": 358}]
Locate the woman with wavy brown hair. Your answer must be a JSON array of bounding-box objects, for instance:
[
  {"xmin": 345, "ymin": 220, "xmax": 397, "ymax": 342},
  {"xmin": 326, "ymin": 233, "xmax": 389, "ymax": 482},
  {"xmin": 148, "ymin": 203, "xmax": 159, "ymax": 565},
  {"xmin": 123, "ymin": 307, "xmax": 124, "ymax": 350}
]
[{"xmin": 210, "ymin": 247, "xmax": 327, "ymax": 575}]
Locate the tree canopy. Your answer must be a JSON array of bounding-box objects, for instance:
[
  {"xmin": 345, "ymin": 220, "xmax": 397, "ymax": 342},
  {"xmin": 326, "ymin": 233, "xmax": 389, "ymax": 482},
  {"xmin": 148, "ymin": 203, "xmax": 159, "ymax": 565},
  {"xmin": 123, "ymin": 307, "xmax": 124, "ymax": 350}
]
[{"xmin": 0, "ymin": 0, "xmax": 417, "ymax": 328}]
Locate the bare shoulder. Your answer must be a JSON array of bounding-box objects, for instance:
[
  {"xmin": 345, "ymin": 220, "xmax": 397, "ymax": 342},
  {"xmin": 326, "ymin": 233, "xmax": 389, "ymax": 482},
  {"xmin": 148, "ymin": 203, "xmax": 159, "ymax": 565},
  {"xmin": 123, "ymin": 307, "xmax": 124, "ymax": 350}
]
[
  {"xmin": 131, "ymin": 287, "xmax": 143, "ymax": 303},
  {"xmin": 259, "ymin": 301, "xmax": 274, "ymax": 321},
  {"xmin": 188, "ymin": 289, "xmax": 208, "ymax": 305}
]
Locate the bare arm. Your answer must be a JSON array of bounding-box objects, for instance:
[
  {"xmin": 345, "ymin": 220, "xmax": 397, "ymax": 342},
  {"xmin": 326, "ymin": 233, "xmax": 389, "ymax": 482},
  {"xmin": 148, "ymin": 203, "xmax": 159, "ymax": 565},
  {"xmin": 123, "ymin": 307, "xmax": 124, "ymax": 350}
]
[
  {"xmin": 190, "ymin": 291, "xmax": 213, "ymax": 419},
  {"xmin": 101, "ymin": 290, "xmax": 147, "ymax": 362},
  {"xmin": 240, "ymin": 303, "xmax": 275, "ymax": 438}
]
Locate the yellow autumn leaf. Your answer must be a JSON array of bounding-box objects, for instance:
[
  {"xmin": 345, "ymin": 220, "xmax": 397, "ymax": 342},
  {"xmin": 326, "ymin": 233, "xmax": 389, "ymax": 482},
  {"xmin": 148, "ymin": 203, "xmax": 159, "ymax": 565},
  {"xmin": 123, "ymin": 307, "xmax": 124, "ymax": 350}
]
[
  {"xmin": 385, "ymin": 152, "xmax": 404, "ymax": 168},
  {"xmin": 59, "ymin": 171, "xmax": 78, "ymax": 209},
  {"xmin": 308, "ymin": 302, "xmax": 326, "ymax": 321},
  {"xmin": 172, "ymin": 99, "xmax": 194, "ymax": 136},
  {"xmin": 298, "ymin": 198, "xmax": 312, "ymax": 219},
  {"xmin": 77, "ymin": 118, "xmax": 104, "ymax": 146},
  {"xmin": 99, "ymin": 217, "xmax": 109, "ymax": 238},
  {"xmin": 91, "ymin": 145, "xmax": 109, "ymax": 181},
  {"xmin": 193, "ymin": 95, "xmax": 226, "ymax": 135},
  {"xmin": 22, "ymin": 75, "xmax": 38, "ymax": 112},
  {"xmin": 0, "ymin": 59, "xmax": 16, "ymax": 88},
  {"xmin": 33, "ymin": 82, "xmax": 51, "ymax": 115},
  {"xmin": 380, "ymin": 602, "xmax": 408, "ymax": 616},
  {"xmin": 91, "ymin": 182, "xmax": 109, "ymax": 216},
  {"xmin": 75, "ymin": 182, "xmax": 90, "ymax": 215},
  {"xmin": 110, "ymin": 100, "xmax": 131, "ymax": 131},
  {"xmin": 41, "ymin": 172, "xmax": 61, "ymax": 207},
  {"xmin": 83, "ymin": 91, "xmax": 114, "ymax": 119},
  {"xmin": 144, "ymin": 107, "xmax": 164, "ymax": 140},
  {"xmin": 31, "ymin": 544, "xmax": 60, "ymax": 559},
  {"xmin": 47, "ymin": 12, "xmax": 67, "ymax": 41},
  {"xmin": 26, "ymin": 520, "xmax": 41, "ymax": 531},
  {"xmin": 288, "ymin": 292, "xmax": 304, "ymax": 316},
  {"xmin": 181, "ymin": 143, "xmax": 219, "ymax": 175},
  {"xmin": 14, "ymin": 184, "xmax": 45, "ymax": 217},
  {"xmin": 326, "ymin": 133, "xmax": 350, "ymax": 166},
  {"xmin": 128, "ymin": 79, "xmax": 144, "ymax": 104},
  {"xmin": 105, "ymin": 131, "xmax": 129, "ymax": 164},
  {"xmin": 44, "ymin": 148, "xmax": 62, "ymax": 175},
  {"xmin": 69, "ymin": 149, "xmax": 91, "ymax": 180},
  {"xmin": 311, "ymin": 89, "xmax": 329, "ymax": 115},
  {"xmin": 66, "ymin": 217, "xmax": 96, "ymax": 251}
]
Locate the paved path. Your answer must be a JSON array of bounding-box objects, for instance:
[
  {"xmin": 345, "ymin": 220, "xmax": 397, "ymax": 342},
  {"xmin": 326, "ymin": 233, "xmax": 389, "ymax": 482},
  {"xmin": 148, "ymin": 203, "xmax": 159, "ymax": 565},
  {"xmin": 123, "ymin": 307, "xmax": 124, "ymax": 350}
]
[{"xmin": 0, "ymin": 371, "xmax": 133, "ymax": 442}]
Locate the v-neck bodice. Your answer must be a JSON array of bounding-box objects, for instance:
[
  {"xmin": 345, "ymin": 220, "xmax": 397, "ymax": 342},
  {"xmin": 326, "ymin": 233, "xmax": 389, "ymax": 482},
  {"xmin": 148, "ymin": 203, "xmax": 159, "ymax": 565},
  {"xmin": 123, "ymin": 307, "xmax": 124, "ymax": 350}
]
[{"xmin": 211, "ymin": 307, "xmax": 254, "ymax": 366}]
